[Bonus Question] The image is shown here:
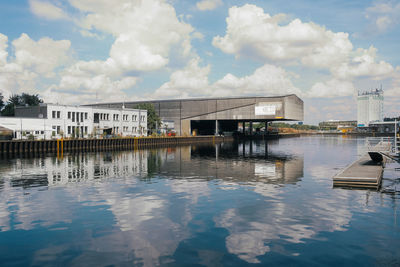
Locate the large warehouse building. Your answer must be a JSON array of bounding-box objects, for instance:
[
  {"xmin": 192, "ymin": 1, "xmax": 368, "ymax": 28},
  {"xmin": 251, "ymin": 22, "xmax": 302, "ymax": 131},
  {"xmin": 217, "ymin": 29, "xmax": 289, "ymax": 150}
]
[{"xmin": 88, "ymin": 94, "xmax": 303, "ymax": 136}]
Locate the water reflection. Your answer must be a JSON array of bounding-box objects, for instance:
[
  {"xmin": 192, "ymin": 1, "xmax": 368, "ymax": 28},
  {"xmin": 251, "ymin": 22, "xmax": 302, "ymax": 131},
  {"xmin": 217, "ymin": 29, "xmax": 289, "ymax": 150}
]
[{"xmin": 0, "ymin": 138, "xmax": 399, "ymax": 266}]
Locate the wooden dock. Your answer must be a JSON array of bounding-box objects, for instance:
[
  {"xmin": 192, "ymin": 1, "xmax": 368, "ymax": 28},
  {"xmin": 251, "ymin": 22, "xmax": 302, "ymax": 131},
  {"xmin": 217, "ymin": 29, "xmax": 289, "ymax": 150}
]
[{"xmin": 333, "ymin": 142, "xmax": 391, "ymax": 189}]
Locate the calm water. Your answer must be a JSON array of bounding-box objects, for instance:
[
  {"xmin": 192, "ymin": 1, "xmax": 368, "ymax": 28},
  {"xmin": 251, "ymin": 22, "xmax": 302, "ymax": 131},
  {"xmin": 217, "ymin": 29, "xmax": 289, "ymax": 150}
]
[{"xmin": 0, "ymin": 136, "xmax": 399, "ymax": 266}]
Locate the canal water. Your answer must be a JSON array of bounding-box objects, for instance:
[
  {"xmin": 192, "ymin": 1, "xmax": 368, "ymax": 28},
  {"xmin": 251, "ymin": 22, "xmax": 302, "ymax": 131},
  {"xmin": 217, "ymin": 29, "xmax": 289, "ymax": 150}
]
[{"xmin": 0, "ymin": 136, "xmax": 399, "ymax": 266}]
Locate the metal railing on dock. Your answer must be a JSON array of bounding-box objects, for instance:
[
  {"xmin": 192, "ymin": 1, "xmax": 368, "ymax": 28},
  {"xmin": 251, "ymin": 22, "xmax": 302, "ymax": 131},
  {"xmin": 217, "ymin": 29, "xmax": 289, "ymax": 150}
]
[{"xmin": 0, "ymin": 136, "xmax": 233, "ymax": 157}]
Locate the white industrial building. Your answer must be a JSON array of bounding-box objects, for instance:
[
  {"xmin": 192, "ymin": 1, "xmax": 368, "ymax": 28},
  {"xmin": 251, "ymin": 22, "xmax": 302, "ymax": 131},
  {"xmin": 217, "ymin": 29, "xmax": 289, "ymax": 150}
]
[
  {"xmin": 0, "ymin": 104, "xmax": 147, "ymax": 139},
  {"xmin": 357, "ymin": 89, "xmax": 384, "ymax": 127}
]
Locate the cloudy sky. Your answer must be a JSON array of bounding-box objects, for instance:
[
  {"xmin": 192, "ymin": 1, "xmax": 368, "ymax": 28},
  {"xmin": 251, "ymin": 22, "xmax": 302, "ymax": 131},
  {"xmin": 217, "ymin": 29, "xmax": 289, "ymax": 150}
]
[{"xmin": 0, "ymin": 0, "xmax": 399, "ymax": 124}]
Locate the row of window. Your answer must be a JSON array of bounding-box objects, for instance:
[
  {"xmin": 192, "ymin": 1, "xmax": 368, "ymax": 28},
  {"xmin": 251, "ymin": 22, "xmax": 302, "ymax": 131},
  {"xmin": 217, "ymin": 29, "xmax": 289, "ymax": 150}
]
[
  {"xmin": 68, "ymin": 112, "xmax": 88, "ymax": 123},
  {"xmin": 100, "ymin": 114, "xmax": 144, "ymax": 122},
  {"xmin": 53, "ymin": 110, "xmax": 146, "ymax": 122},
  {"xmin": 51, "ymin": 110, "xmax": 89, "ymax": 122},
  {"xmin": 67, "ymin": 126, "xmax": 88, "ymax": 135},
  {"xmin": 24, "ymin": 131, "xmax": 45, "ymax": 135}
]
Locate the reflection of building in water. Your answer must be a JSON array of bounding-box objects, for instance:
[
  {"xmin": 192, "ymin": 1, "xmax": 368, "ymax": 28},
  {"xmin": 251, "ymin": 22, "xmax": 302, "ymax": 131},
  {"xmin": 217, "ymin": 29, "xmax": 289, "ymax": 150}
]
[
  {"xmin": 0, "ymin": 151, "xmax": 148, "ymax": 188},
  {"xmin": 151, "ymin": 141, "xmax": 304, "ymax": 185},
  {"xmin": 47, "ymin": 151, "xmax": 148, "ymax": 185}
]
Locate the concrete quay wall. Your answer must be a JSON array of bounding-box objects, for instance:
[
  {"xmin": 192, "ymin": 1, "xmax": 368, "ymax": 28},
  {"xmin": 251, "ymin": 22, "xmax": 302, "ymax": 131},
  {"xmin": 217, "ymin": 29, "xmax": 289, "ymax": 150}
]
[{"xmin": 0, "ymin": 136, "xmax": 234, "ymax": 156}]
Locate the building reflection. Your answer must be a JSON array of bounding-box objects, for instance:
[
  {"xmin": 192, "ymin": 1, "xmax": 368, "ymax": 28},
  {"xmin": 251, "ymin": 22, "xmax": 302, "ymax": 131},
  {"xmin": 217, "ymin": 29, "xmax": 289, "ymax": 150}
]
[
  {"xmin": 151, "ymin": 141, "xmax": 304, "ymax": 185},
  {"xmin": 0, "ymin": 140, "xmax": 303, "ymax": 189}
]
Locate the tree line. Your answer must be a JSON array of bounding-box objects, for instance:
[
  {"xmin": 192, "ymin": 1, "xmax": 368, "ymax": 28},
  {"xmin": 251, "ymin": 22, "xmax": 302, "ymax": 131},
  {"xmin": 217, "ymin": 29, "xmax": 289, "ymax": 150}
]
[{"xmin": 0, "ymin": 93, "xmax": 43, "ymax": 116}]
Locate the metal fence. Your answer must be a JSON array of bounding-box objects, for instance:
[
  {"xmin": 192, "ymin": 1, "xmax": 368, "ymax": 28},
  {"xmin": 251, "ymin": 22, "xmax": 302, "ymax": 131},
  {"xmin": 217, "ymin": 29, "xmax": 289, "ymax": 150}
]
[{"xmin": 365, "ymin": 137, "xmax": 394, "ymax": 153}]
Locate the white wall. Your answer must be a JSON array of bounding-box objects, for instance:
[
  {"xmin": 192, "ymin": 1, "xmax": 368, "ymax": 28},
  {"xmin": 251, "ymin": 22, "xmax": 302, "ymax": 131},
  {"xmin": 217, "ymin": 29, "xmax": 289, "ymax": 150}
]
[{"xmin": 0, "ymin": 104, "xmax": 148, "ymax": 140}]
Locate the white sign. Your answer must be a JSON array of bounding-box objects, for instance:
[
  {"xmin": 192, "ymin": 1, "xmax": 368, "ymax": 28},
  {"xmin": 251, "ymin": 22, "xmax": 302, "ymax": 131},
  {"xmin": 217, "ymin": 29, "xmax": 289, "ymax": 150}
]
[{"xmin": 255, "ymin": 105, "xmax": 276, "ymax": 115}]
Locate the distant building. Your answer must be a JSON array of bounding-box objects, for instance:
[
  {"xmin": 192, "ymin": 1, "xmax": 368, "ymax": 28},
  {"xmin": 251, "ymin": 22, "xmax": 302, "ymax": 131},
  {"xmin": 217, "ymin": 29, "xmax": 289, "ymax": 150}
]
[
  {"xmin": 0, "ymin": 103, "xmax": 147, "ymax": 139},
  {"xmin": 319, "ymin": 120, "xmax": 357, "ymax": 131},
  {"xmin": 357, "ymin": 89, "xmax": 384, "ymax": 127}
]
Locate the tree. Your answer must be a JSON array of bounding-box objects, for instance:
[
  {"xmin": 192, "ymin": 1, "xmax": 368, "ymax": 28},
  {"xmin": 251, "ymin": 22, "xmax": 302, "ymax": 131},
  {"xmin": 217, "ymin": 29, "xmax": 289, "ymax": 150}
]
[
  {"xmin": 1, "ymin": 103, "xmax": 15, "ymax": 116},
  {"xmin": 1, "ymin": 93, "xmax": 43, "ymax": 116},
  {"xmin": 135, "ymin": 103, "xmax": 161, "ymax": 134},
  {"xmin": 21, "ymin": 93, "xmax": 43, "ymax": 106},
  {"xmin": 0, "ymin": 93, "xmax": 4, "ymax": 110}
]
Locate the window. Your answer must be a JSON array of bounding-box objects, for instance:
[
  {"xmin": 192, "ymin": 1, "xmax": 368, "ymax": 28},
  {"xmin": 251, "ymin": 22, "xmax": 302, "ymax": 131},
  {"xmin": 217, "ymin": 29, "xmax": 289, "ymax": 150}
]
[
  {"xmin": 52, "ymin": 126, "xmax": 56, "ymax": 130},
  {"xmin": 52, "ymin": 111, "xmax": 56, "ymax": 118},
  {"xmin": 85, "ymin": 112, "xmax": 88, "ymax": 120},
  {"xmin": 57, "ymin": 126, "xmax": 61, "ymax": 134},
  {"xmin": 81, "ymin": 112, "xmax": 83, "ymax": 122},
  {"xmin": 40, "ymin": 131, "xmax": 44, "ymax": 134},
  {"xmin": 35, "ymin": 131, "xmax": 39, "ymax": 134},
  {"xmin": 68, "ymin": 126, "xmax": 71, "ymax": 134},
  {"xmin": 68, "ymin": 112, "xmax": 71, "ymax": 119},
  {"xmin": 76, "ymin": 112, "xmax": 80, "ymax": 122},
  {"xmin": 72, "ymin": 112, "xmax": 75, "ymax": 122},
  {"xmin": 84, "ymin": 126, "xmax": 88, "ymax": 134},
  {"xmin": 57, "ymin": 111, "xmax": 61, "ymax": 118}
]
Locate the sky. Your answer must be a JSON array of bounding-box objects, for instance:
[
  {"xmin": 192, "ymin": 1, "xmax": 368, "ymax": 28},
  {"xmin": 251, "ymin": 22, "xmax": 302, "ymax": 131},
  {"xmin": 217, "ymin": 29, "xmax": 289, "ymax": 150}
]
[{"xmin": 0, "ymin": 0, "xmax": 399, "ymax": 124}]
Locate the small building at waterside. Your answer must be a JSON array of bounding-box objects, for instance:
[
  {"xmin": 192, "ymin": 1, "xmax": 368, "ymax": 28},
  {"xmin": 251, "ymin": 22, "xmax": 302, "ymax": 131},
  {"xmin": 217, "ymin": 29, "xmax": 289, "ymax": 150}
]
[
  {"xmin": 318, "ymin": 120, "xmax": 357, "ymax": 132},
  {"xmin": 0, "ymin": 103, "xmax": 147, "ymax": 140}
]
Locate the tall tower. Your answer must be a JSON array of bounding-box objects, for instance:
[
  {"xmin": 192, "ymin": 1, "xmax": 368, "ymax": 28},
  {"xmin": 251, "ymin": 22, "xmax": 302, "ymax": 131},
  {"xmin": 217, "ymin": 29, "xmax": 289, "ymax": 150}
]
[{"xmin": 357, "ymin": 88, "xmax": 384, "ymax": 127}]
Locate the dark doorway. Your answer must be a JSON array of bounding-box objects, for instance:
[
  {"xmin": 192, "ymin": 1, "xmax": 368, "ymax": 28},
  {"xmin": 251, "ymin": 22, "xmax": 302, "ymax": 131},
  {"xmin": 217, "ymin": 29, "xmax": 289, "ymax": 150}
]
[{"xmin": 191, "ymin": 120, "xmax": 216, "ymax": 135}]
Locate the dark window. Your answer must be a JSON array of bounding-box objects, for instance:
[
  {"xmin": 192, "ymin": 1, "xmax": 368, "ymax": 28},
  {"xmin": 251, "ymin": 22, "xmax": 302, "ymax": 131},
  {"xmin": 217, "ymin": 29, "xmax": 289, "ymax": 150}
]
[
  {"xmin": 94, "ymin": 113, "xmax": 99, "ymax": 123},
  {"xmin": 52, "ymin": 111, "xmax": 56, "ymax": 118},
  {"xmin": 85, "ymin": 113, "xmax": 88, "ymax": 120},
  {"xmin": 68, "ymin": 112, "xmax": 71, "ymax": 119},
  {"xmin": 57, "ymin": 111, "xmax": 61, "ymax": 118},
  {"xmin": 72, "ymin": 112, "xmax": 75, "ymax": 122}
]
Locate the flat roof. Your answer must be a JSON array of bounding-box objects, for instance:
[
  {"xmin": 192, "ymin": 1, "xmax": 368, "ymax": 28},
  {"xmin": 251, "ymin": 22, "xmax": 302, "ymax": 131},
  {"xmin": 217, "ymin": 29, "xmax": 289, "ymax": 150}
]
[
  {"xmin": 84, "ymin": 94, "xmax": 301, "ymax": 106},
  {"xmin": 15, "ymin": 104, "xmax": 145, "ymax": 112}
]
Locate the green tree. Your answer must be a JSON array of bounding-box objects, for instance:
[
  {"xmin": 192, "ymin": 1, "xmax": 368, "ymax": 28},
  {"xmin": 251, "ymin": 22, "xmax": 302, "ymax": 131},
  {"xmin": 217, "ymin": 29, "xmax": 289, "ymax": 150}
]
[
  {"xmin": 1, "ymin": 103, "xmax": 15, "ymax": 116},
  {"xmin": 0, "ymin": 93, "xmax": 4, "ymax": 110},
  {"xmin": 21, "ymin": 93, "xmax": 43, "ymax": 106},
  {"xmin": 1, "ymin": 93, "xmax": 43, "ymax": 116},
  {"xmin": 135, "ymin": 103, "xmax": 161, "ymax": 134}
]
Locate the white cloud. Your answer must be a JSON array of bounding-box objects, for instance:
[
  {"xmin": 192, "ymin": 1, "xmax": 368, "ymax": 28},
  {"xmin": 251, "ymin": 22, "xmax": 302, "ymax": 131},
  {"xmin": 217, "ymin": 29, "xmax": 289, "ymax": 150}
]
[
  {"xmin": 212, "ymin": 4, "xmax": 353, "ymax": 69},
  {"xmin": 152, "ymin": 61, "xmax": 300, "ymax": 99},
  {"xmin": 69, "ymin": 0, "xmax": 194, "ymax": 72},
  {"xmin": 0, "ymin": 33, "xmax": 8, "ymax": 66},
  {"xmin": 365, "ymin": 1, "xmax": 400, "ymax": 33},
  {"xmin": 308, "ymin": 79, "xmax": 356, "ymax": 98},
  {"xmin": 196, "ymin": 0, "xmax": 223, "ymax": 11},
  {"xmin": 153, "ymin": 57, "xmax": 211, "ymax": 98},
  {"xmin": 29, "ymin": 0, "xmax": 69, "ymax": 20},
  {"xmin": 331, "ymin": 46, "xmax": 394, "ymax": 80},
  {"xmin": 0, "ymin": 33, "xmax": 72, "ymax": 99},
  {"xmin": 38, "ymin": 0, "xmax": 199, "ymax": 104},
  {"xmin": 12, "ymin": 33, "xmax": 71, "ymax": 77},
  {"xmin": 213, "ymin": 64, "xmax": 301, "ymax": 97}
]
